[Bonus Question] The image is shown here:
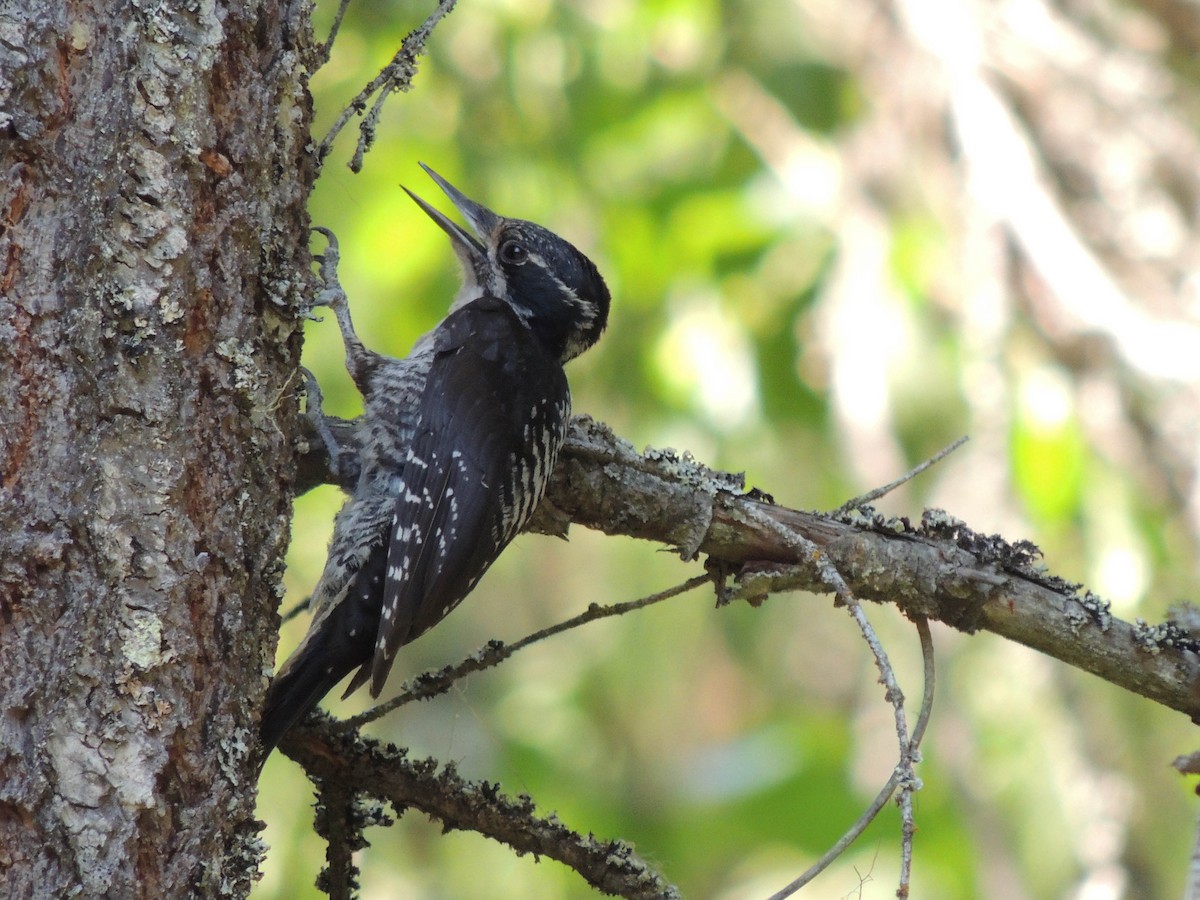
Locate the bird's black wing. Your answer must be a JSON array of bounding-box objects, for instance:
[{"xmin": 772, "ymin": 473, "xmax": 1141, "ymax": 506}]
[{"xmin": 344, "ymin": 297, "xmax": 570, "ymax": 698}]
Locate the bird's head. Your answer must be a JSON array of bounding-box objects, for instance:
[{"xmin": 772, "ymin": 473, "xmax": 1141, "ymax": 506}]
[{"xmin": 405, "ymin": 164, "xmax": 610, "ymax": 363}]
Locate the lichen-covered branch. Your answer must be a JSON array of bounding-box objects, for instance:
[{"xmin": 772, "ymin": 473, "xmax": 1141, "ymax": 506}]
[
  {"xmin": 284, "ymin": 716, "xmax": 680, "ymax": 900},
  {"xmin": 314, "ymin": 0, "xmax": 459, "ymax": 173},
  {"xmin": 297, "ymin": 414, "xmax": 1200, "ymax": 721},
  {"xmin": 311, "ymin": 777, "xmax": 368, "ymax": 900}
]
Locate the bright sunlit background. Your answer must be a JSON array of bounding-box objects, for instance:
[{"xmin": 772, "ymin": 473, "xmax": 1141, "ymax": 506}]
[{"xmin": 255, "ymin": 0, "xmax": 1200, "ymax": 896}]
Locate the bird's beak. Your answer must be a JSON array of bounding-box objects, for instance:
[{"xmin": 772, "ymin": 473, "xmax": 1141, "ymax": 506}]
[{"xmin": 403, "ymin": 164, "xmax": 501, "ymax": 268}]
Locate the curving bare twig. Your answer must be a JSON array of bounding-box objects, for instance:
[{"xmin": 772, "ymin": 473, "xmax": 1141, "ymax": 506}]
[
  {"xmin": 734, "ymin": 501, "xmax": 923, "ymax": 898},
  {"xmin": 767, "ymin": 616, "xmax": 935, "ymax": 898}
]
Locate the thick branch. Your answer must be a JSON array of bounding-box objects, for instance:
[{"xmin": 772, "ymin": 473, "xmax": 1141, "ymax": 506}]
[{"xmin": 295, "ymin": 415, "xmax": 1200, "ymax": 721}]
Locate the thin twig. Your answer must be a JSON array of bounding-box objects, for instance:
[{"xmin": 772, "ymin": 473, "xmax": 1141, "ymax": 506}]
[
  {"xmin": 836, "ymin": 435, "xmax": 969, "ymax": 513},
  {"xmin": 911, "ymin": 617, "xmax": 935, "ymax": 746},
  {"xmin": 766, "ymin": 616, "xmax": 935, "ymax": 900},
  {"xmin": 339, "ymin": 574, "xmax": 713, "ymax": 730},
  {"xmin": 898, "ymin": 616, "xmax": 934, "ymax": 896},
  {"xmin": 848, "ymin": 600, "xmax": 915, "ymax": 890},
  {"xmin": 315, "ymin": 0, "xmax": 458, "ymax": 173},
  {"xmin": 313, "ymin": 0, "xmax": 354, "ymax": 70},
  {"xmin": 347, "ymin": 81, "xmax": 398, "ymax": 174},
  {"xmin": 734, "ymin": 502, "xmax": 920, "ymax": 898},
  {"xmin": 280, "ymin": 595, "xmax": 312, "ymax": 625}
]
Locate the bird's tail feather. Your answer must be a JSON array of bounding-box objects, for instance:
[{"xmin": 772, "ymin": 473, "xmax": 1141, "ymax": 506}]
[
  {"xmin": 257, "ymin": 645, "xmax": 352, "ymax": 770},
  {"xmin": 257, "ymin": 577, "xmax": 381, "ymax": 771}
]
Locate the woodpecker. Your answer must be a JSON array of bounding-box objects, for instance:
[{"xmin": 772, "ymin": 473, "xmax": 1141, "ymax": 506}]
[{"xmin": 258, "ymin": 165, "xmax": 610, "ymax": 764}]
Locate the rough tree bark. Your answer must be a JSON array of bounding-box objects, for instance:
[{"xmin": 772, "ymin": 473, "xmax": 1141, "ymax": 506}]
[{"xmin": 0, "ymin": 2, "xmax": 312, "ymax": 896}]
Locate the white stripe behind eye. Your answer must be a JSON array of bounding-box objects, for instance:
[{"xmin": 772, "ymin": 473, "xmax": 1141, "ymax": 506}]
[{"xmin": 515, "ymin": 252, "xmax": 596, "ymax": 324}]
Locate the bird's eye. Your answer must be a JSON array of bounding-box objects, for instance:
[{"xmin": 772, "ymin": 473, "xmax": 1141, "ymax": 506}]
[{"xmin": 499, "ymin": 240, "xmax": 528, "ymax": 265}]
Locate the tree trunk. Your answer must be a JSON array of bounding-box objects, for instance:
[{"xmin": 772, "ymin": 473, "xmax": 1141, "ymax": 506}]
[{"xmin": 0, "ymin": 1, "xmax": 311, "ymax": 895}]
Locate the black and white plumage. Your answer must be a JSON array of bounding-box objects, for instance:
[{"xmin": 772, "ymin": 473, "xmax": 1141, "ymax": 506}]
[{"xmin": 258, "ymin": 165, "xmax": 610, "ymax": 763}]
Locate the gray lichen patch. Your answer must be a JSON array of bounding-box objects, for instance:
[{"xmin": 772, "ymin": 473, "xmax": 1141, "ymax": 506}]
[
  {"xmin": 641, "ymin": 444, "xmax": 746, "ymax": 496},
  {"xmin": 119, "ymin": 608, "xmax": 165, "ymax": 671}
]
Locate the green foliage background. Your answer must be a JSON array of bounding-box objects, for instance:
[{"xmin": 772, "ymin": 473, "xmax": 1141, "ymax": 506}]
[{"xmin": 255, "ymin": 1, "xmax": 1199, "ymax": 896}]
